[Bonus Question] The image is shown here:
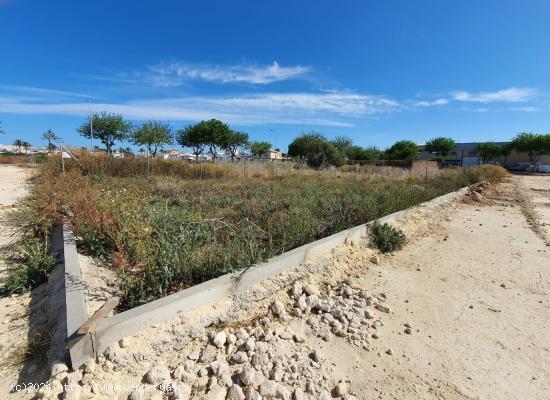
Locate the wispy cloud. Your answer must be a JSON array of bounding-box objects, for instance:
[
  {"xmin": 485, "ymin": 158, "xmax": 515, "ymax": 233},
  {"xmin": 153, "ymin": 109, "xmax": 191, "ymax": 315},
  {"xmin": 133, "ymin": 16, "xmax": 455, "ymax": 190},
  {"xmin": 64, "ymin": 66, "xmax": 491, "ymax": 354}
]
[
  {"xmin": 414, "ymin": 98, "xmax": 449, "ymax": 107},
  {"xmin": 146, "ymin": 61, "xmax": 311, "ymax": 87},
  {"xmin": 509, "ymin": 106, "xmax": 539, "ymax": 112},
  {"xmin": 0, "ymin": 85, "xmax": 91, "ymax": 100},
  {"xmin": 0, "ymin": 89, "xmax": 399, "ymax": 127},
  {"xmin": 452, "ymin": 87, "xmax": 537, "ymax": 103}
]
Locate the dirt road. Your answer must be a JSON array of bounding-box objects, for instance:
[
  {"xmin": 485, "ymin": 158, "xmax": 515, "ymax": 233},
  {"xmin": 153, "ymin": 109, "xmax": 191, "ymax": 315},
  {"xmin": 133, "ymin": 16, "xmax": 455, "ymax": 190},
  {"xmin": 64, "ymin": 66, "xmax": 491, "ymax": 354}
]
[{"xmin": 0, "ymin": 165, "xmax": 41, "ymax": 398}]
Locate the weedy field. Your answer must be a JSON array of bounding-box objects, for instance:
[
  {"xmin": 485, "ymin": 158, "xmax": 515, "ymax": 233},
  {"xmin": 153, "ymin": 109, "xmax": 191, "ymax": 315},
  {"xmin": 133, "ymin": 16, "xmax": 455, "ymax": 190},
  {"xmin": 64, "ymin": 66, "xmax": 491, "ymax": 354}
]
[{"xmin": 6, "ymin": 155, "xmax": 507, "ymax": 308}]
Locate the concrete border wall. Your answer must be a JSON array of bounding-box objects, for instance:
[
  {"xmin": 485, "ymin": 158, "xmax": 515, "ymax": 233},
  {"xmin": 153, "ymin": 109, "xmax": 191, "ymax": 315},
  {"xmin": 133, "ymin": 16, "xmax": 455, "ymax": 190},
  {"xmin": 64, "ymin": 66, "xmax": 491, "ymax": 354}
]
[
  {"xmin": 63, "ymin": 186, "xmax": 468, "ymax": 368},
  {"xmin": 50, "ymin": 224, "xmax": 94, "ymax": 369}
]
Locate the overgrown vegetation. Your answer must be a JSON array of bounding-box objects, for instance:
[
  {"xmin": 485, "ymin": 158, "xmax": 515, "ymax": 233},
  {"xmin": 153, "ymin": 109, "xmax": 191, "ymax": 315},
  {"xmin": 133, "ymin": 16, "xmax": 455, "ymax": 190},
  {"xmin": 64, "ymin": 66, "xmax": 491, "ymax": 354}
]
[
  {"xmin": 9, "ymin": 157, "xmax": 507, "ymax": 308},
  {"xmin": 369, "ymin": 222, "xmax": 406, "ymax": 253},
  {"xmin": 0, "ymin": 240, "xmax": 56, "ymax": 295}
]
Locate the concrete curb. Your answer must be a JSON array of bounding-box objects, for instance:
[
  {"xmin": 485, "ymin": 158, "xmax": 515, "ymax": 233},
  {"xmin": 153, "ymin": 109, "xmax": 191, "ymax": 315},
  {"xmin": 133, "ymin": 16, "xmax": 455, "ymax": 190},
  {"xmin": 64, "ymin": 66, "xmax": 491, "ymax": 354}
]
[
  {"xmin": 52, "ymin": 223, "xmax": 94, "ymax": 369},
  {"xmin": 84, "ymin": 186, "xmax": 469, "ymax": 361}
]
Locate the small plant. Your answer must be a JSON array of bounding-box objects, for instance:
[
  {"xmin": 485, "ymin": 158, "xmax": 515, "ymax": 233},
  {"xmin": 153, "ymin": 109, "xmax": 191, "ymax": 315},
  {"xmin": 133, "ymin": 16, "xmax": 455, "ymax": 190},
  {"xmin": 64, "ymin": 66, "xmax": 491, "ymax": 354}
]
[
  {"xmin": 369, "ymin": 221, "xmax": 406, "ymax": 253},
  {"xmin": 0, "ymin": 240, "xmax": 56, "ymax": 295}
]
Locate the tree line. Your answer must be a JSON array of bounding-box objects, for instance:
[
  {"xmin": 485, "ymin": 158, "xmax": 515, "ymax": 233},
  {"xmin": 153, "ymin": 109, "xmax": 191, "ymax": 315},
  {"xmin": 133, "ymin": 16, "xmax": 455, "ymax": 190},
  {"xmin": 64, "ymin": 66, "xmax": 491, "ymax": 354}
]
[
  {"xmin": 3, "ymin": 115, "xmax": 550, "ymax": 167},
  {"xmin": 76, "ymin": 113, "xmax": 274, "ymax": 161}
]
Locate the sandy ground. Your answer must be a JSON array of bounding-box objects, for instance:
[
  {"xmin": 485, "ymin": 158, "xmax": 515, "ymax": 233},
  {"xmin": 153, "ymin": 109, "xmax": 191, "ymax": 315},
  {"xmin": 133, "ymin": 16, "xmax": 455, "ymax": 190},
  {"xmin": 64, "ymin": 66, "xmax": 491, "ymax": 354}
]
[
  {"xmin": 1, "ymin": 169, "xmax": 549, "ymax": 400},
  {"xmin": 0, "ymin": 165, "xmax": 38, "ymax": 396},
  {"xmin": 0, "ymin": 165, "xmax": 120, "ymax": 396}
]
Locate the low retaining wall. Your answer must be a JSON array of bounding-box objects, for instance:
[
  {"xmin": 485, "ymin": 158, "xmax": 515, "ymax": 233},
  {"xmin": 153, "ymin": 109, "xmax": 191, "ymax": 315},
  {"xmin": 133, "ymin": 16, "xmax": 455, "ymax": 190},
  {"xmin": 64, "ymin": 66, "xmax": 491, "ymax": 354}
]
[{"xmin": 62, "ymin": 186, "xmax": 469, "ymax": 368}]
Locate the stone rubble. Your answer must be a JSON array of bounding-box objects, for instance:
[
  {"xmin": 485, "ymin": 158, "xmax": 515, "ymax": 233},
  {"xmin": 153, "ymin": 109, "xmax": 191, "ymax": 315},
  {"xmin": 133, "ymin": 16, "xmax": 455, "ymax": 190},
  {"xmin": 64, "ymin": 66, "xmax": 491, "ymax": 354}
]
[{"xmin": 40, "ymin": 281, "xmax": 389, "ymax": 400}]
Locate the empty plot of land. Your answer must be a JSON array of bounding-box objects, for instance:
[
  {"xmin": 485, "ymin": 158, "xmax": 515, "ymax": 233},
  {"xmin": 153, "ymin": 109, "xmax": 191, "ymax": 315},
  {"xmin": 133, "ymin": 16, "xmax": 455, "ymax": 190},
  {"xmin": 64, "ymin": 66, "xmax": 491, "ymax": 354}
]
[{"xmin": 71, "ymin": 175, "xmax": 549, "ymax": 400}]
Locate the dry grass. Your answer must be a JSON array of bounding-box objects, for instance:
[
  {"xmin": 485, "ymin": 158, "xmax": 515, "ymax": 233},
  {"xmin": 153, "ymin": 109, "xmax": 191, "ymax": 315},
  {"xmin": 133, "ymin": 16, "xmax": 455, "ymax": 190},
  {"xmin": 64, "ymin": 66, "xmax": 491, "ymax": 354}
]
[{"xmin": 11, "ymin": 157, "xmax": 508, "ymax": 308}]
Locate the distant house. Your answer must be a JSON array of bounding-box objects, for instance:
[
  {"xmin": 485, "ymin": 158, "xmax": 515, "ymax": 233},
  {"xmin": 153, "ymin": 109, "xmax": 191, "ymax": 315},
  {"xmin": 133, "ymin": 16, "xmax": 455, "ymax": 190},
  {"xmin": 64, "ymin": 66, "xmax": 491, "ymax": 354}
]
[
  {"xmin": 418, "ymin": 141, "xmax": 550, "ymax": 170},
  {"xmin": 267, "ymin": 150, "xmax": 283, "ymax": 160}
]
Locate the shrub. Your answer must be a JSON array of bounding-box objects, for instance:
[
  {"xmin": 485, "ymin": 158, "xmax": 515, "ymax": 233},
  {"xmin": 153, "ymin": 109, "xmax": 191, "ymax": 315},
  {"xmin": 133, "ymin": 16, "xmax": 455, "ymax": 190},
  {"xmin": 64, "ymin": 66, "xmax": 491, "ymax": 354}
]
[
  {"xmin": 369, "ymin": 221, "xmax": 406, "ymax": 253},
  {"xmin": 1, "ymin": 240, "xmax": 56, "ymax": 294},
  {"xmin": 466, "ymin": 165, "xmax": 507, "ymax": 184}
]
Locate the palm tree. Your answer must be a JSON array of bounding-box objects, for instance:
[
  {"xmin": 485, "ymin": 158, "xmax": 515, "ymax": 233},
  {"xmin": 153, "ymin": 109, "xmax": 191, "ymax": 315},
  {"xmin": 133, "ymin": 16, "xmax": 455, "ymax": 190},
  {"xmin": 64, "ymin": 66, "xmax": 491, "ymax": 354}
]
[
  {"xmin": 22, "ymin": 141, "xmax": 32, "ymax": 154},
  {"xmin": 41, "ymin": 129, "xmax": 59, "ymax": 154},
  {"xmin": 13, "ymin": 139, "xmax": 24, "ymax": 154}
]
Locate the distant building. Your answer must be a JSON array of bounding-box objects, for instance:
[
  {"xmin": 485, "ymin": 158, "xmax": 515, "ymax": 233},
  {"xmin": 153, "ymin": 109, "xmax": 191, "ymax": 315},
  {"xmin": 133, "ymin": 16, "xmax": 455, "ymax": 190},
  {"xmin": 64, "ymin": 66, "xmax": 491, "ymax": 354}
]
[
  {"xmin": 418, "ymin": 142, "xmax": 550, "ymax": 170},
  {"xmin": 267, "ymin": 150, "xmax": 283, "ymax": 160}
]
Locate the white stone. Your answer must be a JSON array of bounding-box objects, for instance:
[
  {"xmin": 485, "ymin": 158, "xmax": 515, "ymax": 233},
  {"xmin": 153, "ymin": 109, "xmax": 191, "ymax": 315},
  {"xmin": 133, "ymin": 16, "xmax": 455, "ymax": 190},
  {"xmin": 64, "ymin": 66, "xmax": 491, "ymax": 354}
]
[
  {"xmin": 239, "ymin": 365, "xmax": 256, "ymax": 386},
  {"xmin": 318, "ymin": 390, "xmax": 332, "ymax": 400},
  {"xmin": 227, "ymin": 384, "xmax": 245, "ymax": 400},
  {"xmin": 303, "ymin": 284, "xmax": 320, "ymax": 296},
  {"xmin": 219, "ymin": 372, "xmax": 233, "ymax": 387},
  {"xmin": 271, "ymin": 301, "xmax": 285, "ymax": 315},
  {"xmin": 227, "ymin": 333, "xmax": 238, "ymax": 345},
  {"xmin": 170, "ymin": 383, "xmax": 191, "ymax": 400},
  {"xmin": 50, "ymin": 361, "xmax": 68, "ymax": 377},
  {"xmin": 231, "ymin": 351, "xmax": 249, "ymax": 364},
  {"xmin": 335, "ymin": 381, "xmax": 349, "ymax": 396},
  {"xmin": 236, "ymin": 328, "xmax": 249, "ymax": 340},
  {"xmin": 245, "ymin": 388, "xmax": 262, "ymax": 400},
  {"xmin": 291, "ymin": 282, "xmax": 303, "ymax": 298},
  {"xmin": 244, "ymin": 338, "xmax": 256, "ymax": 352},
  {"xmin": 203, "ymin": 384, "xmax": 227, "ymax": 400},
  {"xmin": 293, "ymin": 387, "xmax": 306, "ymax": 400},
  {"xmin": 212, "ymin": 331, "xmax": 227, "ymax": 348},
  {"xmin": 210, "ymin": 361, "xmax": 229, "ymax": 377},
  {"xmin": 144, "ymin": 366, "xmax": 171, "ymax": 385},
  {"xmin": 375, "ymin": 302, "xmax": 390, "ymax": 313},
  {"xmin": 259, "ymin": 380, "xmax": 279, "ymax": 398}
]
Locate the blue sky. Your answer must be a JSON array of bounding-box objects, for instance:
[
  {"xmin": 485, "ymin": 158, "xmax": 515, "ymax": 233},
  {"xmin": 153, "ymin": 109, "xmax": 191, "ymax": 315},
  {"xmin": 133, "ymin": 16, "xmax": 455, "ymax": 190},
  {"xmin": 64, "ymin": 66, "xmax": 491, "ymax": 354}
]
[{"xmin": 1, "ymin": 0, "xmax": 549, "ymax": 151}]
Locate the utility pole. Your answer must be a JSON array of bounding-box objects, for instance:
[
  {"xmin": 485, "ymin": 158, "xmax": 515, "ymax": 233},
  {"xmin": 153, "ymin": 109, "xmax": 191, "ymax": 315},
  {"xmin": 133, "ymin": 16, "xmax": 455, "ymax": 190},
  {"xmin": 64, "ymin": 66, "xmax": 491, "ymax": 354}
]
[
  {"xmin": 60, "ymin": 140, "xmax": 65, "ymax": 174},
  {"xmin": 269, "ymin": 129, "xmax": 277, "ymax": 150}
]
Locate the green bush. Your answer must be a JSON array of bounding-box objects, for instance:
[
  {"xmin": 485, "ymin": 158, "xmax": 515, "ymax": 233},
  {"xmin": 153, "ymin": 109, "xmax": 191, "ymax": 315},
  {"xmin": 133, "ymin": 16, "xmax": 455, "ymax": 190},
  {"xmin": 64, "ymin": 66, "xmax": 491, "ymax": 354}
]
[
  {"xmin": 369, "ymin": 221, "xmax": 406, "ymax": 253},
  {"xmin": 1, "ymin": 240, "xmax": 56, "ymax": 294}
]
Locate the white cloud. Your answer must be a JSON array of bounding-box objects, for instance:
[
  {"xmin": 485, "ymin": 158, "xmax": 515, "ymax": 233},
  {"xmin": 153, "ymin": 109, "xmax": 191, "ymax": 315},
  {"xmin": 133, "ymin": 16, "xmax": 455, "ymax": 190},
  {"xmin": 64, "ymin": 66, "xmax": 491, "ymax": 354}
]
[
  {"xmin": 452, "ymin": 87, "xmax": 537, "ymax": 103},
  {"xmin": 509, "ymin": 106, "xmax": 539, "ymax": 112},
  {"xmin": 415, "ymin": 98, "xmax": 449, "ymax": 107},
  {"xmin": 0, "ymin": 85, "xmax": 91, "ymax": 100},
  {"xmin": 147, "ymin": 61, "xmax": 311, "ymax": 86},
  {"xmin": 0, "ymin": 90, "xmax": 399, "ymax": 127}
]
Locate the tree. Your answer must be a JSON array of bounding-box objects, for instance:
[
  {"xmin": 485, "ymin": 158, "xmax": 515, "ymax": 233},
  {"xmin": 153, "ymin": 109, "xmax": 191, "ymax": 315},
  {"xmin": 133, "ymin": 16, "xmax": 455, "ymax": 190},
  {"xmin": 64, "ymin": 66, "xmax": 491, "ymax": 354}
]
[
  {"xmin": 41, "ymin": 129, "xmax": 60, "ymax": 154},
  {"xmin": 510, "ymin": 132, "xmax": 550, "ymax": 165},
  {"xmin": 0, "ymin": 121, "xmax": 5, "ymax": 135},
  {"xmin": 331, "ymin": 136, "xmax": 353, "ymax": 156},
  {"xmin": 13, "ymin": 139, "xmax": 24, "ymax": 154},
  {"xmin": 176, "ymin": 119, "xmax": 231, "ymax": 162},
  {"xmin": 287, "ymin": 132, "xmax": 344, "ymax": 168},
  {"xmin": 476, "ymin": 142, "xmax": 501, "ymax": 164},
  {"xmin": 176, "ymin": 124, "xmax": 207, "ymax": 161},
  {"xmin": 346, "ymin": 145, "xmax": 381, "ymax": 161},
  {"xmin": 77, "ymin": 112, "xmax": 132, "ymax": 154},
  {"xmin": 425, "ymin": 137, "xmax": 456, "ymax": 157},
  {"xmin": 221, "ymin": 130, "xmax": 249, "ymax": 160},
  {"xmin": 202, "ymin": 119, "xmax": 232, "ymax": 161},
  {"xmin": 249, "ymin": 141, "xmax": 272, "ymax": 158},
  {"xmin": 499, "ymin": 142, "xmax": 513, "ymax": 167},
  {"xmin": 22, "ymin": 141, "xmax": 32, "ymax": 154},
  {"xmin": 385, "ymin": 140, "xmax": 419, "ymax": 161},
  {"xmin": 131, "ymin": 121, "xmax": 173, "ymax": 157},
  {"xmin": 47, "ymin": 143, "xmax": 57, "ymax": 153}
]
